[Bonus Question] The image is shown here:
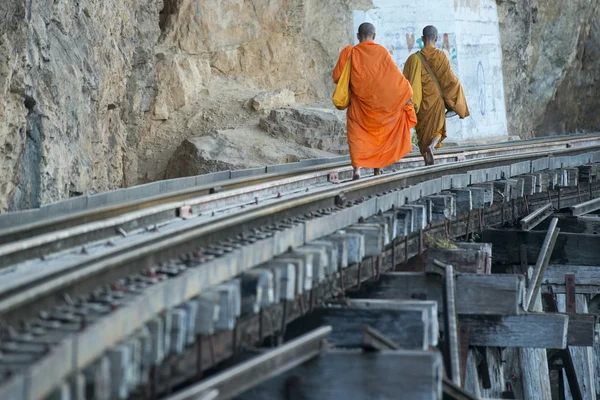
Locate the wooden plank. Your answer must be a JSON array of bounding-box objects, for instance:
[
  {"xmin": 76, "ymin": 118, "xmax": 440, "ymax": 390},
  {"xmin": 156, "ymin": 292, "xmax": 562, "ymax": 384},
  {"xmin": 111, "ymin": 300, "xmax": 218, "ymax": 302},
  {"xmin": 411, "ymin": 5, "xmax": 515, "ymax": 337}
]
[
  {"xmin": 460, "ymin": 313, "xmax": 568, "ymax": 349},
  {"xmin": 426, "ymin": 247, "xmax": 487, "ymax": 274},
  {"xmin": 361, "ymin": 272, "xmax": 524, "ymax": 316},
  {"xmin": 454, "ymin": 274, "xmax": 525, "ymax": 316},
  {"xmin": 239, "ymin": 350, "xmax": 443, "ymax": 400},
  {"xmin": 544, "ymin": 265, "xmax": 600, "ymax": 287},
  {"xmin": 456, "ymin": 242, "xmax": 492, "ymax": 274},
  {"xmin": 564, "ymin": 313, "xmax": 597, "ymax": 347},
  {"xmin": 347, "ymin": 299, "xmax": 438, "ymax": 347},
  {"xmin": 482, "ymin": 229, "xmax": 600, "ymax": 266},
  {"xmin": 303, "ymin": 306, "xmax": 429, "ymax": 350}
]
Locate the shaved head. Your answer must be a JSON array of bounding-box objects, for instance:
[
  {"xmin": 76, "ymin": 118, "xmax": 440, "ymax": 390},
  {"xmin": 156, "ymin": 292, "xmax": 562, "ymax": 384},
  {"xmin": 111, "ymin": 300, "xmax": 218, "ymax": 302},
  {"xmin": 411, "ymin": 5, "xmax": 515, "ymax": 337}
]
[
  {"xmin": 422, "ymin": 25, "xmax": 438, "ymax": 44},
  {"xmin": 357, "ymin": 22, "xmax": 376, "ymax": 42}
]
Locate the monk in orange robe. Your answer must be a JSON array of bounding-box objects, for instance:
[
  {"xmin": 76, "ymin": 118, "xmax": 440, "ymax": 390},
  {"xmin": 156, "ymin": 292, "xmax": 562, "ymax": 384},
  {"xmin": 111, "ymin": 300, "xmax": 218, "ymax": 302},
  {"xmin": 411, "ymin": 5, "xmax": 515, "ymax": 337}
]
[
  {"xmin": 403, "ymin": 25, "xmax": 470, "ymax": 165},
  {"xmin": 333, "ymin": 23, "xmax": 417, "ymax": 179}
]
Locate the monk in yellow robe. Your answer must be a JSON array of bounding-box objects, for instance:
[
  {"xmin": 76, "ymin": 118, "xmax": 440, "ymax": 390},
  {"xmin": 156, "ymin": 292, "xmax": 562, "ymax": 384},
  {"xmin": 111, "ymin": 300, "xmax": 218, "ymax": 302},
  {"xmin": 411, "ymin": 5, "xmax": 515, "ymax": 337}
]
[
  {"xmin": 333, "ymin": 23, "xmax": 417, "ymax": 179},
  {"xmin": 403, "ymin": 25, "xmax": 470, "ymax": 165}
]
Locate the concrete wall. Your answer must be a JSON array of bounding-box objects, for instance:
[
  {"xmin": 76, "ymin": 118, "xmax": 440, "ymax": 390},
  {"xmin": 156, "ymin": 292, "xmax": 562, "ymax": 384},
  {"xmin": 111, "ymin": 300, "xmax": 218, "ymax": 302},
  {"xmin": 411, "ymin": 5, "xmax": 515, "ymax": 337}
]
[{"xmin": 353, "ymin": 0, "xmax": 508, "ymax": 142}]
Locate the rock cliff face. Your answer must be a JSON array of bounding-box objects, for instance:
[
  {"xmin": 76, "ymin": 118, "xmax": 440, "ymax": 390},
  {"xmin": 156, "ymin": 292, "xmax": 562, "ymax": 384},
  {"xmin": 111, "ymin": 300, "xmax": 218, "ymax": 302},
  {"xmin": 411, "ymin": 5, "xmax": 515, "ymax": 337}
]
[
  {"xmin": 0, "ymin": 0, "xmax": 372, "ymax": 211},
  {"xmin": 1, "ymin": 0, "xmax": 599, "ymax": 211},
  {"xmin": 0, "ymin": 0, "xmax": 160, "ymax": 211},
  {"xmin": 497, "ymin": 0, "xmax": 600, "ymax": 137}
]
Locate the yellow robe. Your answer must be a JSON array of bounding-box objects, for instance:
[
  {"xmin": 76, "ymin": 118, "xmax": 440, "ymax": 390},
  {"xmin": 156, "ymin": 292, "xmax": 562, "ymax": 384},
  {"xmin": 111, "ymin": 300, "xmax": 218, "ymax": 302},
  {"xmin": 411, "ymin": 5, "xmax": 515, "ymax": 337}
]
[
  {"xmin": 403, "ymin": 46, "xmax": 469, "ymax": 155},
  {"xmin": 333, "ymin": 41, "xmax": 417, "ymax": 169}
]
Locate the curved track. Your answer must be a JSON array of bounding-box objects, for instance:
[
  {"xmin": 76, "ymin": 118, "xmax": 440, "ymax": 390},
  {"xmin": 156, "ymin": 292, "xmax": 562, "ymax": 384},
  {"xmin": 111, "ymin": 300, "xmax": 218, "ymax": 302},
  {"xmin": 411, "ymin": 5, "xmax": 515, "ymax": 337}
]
[{"xmin": 0, "ymin": 134, "xmax": 599, "ymax": 400}]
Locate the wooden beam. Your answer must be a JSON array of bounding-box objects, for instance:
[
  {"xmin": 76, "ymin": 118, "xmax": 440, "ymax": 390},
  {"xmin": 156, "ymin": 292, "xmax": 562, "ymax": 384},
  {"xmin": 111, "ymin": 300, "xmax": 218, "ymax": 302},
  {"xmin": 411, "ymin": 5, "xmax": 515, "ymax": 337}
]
[
  {"xmin": 542, "ymin": 265, "xmax": 600, "ymax": 294},
  {"xmin": 305, "ymin": 304, "xmax": 431, "ymax": 350},
  {"xmin": 460, "ymin": 313, "xmax": 568, "ymax": 349},
  {"xmin": 482, "ymin": 229, "xmax": 600, "ymax": 266},
  {"xmin": 368, "ymin": 273, "xmax": 524, "ymax": 315},
  {"xmin": 426, "ymin": 247, "xmax": 488, "ymax": 274},
  {"xmin": 537, "ymin": 214, "xmax": 600, "ymax": 235},
  {"xmin": 239, "ymin": 350, "xmax": 443, "ymax": 400},
  {"xmin": 564, "ymin": 313, "xmax": 597, "ymax": 347},
  {"xmin": 346, "ymin": 299, "xmax": 438, "ymax": 347}
]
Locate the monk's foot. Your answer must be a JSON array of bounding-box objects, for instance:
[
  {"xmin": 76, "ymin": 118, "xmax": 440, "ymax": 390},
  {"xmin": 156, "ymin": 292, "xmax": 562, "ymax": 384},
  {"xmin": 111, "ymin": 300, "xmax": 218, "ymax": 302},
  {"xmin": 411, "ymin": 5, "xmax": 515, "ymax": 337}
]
[
  {"xmin": 422, "ymin": 154, "xmax": 432, "ymax": 166},
  {"xmin": 425, "ymin": 146, "xmax": 435, "ymax": 165},
  {"xmin": 352, "ymin": 167, "xmax": 360, "ymax": 180},
  {"xmin": 373, "ymin": 168, "xmax": 381, "ymax": 176}
]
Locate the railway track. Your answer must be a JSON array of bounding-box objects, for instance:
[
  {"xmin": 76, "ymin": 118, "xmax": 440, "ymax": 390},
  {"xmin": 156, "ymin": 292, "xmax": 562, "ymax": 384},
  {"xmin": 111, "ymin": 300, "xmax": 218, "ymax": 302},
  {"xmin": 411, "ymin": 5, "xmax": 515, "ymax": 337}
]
[
  {"xmin": 0, "ymin": 134, "xmax": 596, "ymax": 243},
  {"xmin": 0, "ymin": 134, "xmax": 599, "ymax": 399}
]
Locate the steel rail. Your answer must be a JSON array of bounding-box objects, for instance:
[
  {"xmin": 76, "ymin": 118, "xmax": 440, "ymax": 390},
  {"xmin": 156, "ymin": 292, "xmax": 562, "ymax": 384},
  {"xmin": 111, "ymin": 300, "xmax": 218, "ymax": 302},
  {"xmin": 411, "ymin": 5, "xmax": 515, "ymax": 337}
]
[
  {"xmin": 0, "ymin": 145, "xmax": 597, "ymax": 324},
  {"xmin": 0, "ymin": 135, "xmax": 598, "ymax": 271},
  {"xmin": 0, "ymin": 134, "xmax": 597, "ymax": 247}
]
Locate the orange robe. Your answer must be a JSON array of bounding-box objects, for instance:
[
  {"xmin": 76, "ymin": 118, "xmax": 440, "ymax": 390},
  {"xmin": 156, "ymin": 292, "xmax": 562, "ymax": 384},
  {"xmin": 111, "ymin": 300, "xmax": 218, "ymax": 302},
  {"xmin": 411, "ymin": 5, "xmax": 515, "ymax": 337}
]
[
  {"xmin": 332, "ymin": 41, "xmax": 417, "ymax": 169},
  {"xmin": 403, "ymin": 46, "xmax": 469, "ymax": 156}
]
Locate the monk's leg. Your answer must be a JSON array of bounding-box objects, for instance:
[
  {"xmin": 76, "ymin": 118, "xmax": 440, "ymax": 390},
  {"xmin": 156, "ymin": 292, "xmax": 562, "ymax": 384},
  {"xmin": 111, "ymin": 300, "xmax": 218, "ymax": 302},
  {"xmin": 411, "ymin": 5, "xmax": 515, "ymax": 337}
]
[
  {"xmin": 373, "ymin": 168, "xmax": 381, "ymax": 176},
  {"xmin": 417, "ymin": 129, "xmax": 433, "ymax": 166},
  {"xmin": 353, "ymin": 167, "xmax": 360, "ymax": 180},
  {"xmin": 426, "ymin": 135, "xmax": 441, "ymax": 165}
]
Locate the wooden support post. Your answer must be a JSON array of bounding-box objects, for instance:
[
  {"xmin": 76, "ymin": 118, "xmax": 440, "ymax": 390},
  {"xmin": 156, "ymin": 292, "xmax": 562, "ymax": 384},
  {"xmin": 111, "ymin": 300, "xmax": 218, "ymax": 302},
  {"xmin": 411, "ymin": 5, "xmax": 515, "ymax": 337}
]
[
  {"xmin": 520, "ymin": 244, "xmax": 529, "ymax": 275},
  {"xmin": 526, "ymin": 218, "xmax": 560, "ymax": 310},
  {"xmin": 553, "ymin": 294, "xmax": 597, "ymax": 400},
  {"xmin": 442, "ymin": 263, "xmax": 461, "ymax": 387},
  {"xmin": 475, "ymin": 347, "xmax": 492, "ymax": 390},
  {"xmin": 518, "ymin": 291, "xmax": 553, "ymax": 400},
  {"xmin": 565, "ymin": 274, "xmax": 576, "ymax": 313},
  {"xmin": 459, "ymin": 324, "xmax": 471, "ymax": 388}
]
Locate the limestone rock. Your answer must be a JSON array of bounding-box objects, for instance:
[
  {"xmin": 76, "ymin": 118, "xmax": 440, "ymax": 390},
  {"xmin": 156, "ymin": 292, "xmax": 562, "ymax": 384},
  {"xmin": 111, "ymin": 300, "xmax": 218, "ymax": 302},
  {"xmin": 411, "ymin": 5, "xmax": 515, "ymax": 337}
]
[
  {"xmin": 250, "ymin": 89, "xmax": 296, "ymax": 111},
  {"xmin": 0, "ymin": 0, "xmax": 161, "ymax": 211},
  {"xmin": 165, "ymin": 127, "xmax": 336, "ymax": 179},
  {"xmin": 259, "ymin": 107, "xmax": 349, "ymax": 154},
  {"xmin": 497, "ymin": 0, "xmax": 600, "ymax": 137}
]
